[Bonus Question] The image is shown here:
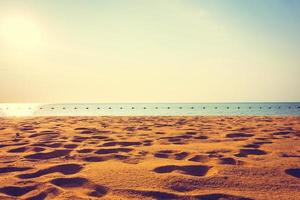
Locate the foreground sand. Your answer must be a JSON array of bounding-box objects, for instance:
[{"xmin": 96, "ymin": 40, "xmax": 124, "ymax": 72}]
[{"xmin": 0, "ymin": 116, "xmax": 299, "ymax": 200}]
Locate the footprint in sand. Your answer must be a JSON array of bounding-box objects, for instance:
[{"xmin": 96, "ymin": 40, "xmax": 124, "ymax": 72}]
[
  {"xmin": 226, "ymin": 133, "xmax": 254, "ymax": 138},
  {"xmin": 95, "ymin": 147, "xmax": 133, "ymax": 154},
  {"xmin": 90, "ymin": 135, "xmax": 110, "ymax": 140},
  {"xmin": 50, "ymin": 177, "xmax": 108, "ymax": 198},
  {"xmin": 100, "ymin": 141, "xmax": 142, "ymax": 147},
  {"xmin": 28, "ymin": 131, "xmax": 59, "ymax": 138},
  {"xmin": 26, "ymin": 187, "xmax": 59, "ymax": 200},
  {"xmin": 74, "ymin": 127, "xmax": 100, "ymax": 134},
  {"xmin": 285, "ymin": 168, "xmax": 300, "ymax": 178},
  {"xmin": 32, "ymin": 147, "xmax": 46, "ymax": 152},
  {"xmin": 77, "ymin": 148, "xmax": 94, "ymax": 153},
  {"xmin": 217, "ymin": 157, "xmax": 243, "ymax": 165},
  {"xmin": 31, "ymin": 142, "xmax": 62, "ymax": 148},
  {"xmin": 18, "ymin": 163, "xmax": 82, "ymax": 179},
  {"xmin": 51, "ymin": 177, "xmax": 87, "ymax": 188},
  {"xmin": 174, "ymin": 152, "xmax": 189, "ymax": 160},
  {"xmin": 206, "ymin": 149, "xmax": 231, "ymax": 158},
  {"xmin": 194, "ymin": 193, "xmax": 254, "ymax": 200},
  {"xmin": 63, "ymin": 144, "xmax": 78, "ymax": 149},
  {"xmin": 123, "ymin": 189, "xmax": 253, "ymax": 200},
  {"xmin": 141, "ymin": 139, "xmax": 153, "ymax": 146},
  {"xmin": 188, "ymin": 155, "xmax": 210, "ymax": 163},
  {"xmin": 0, "ymin": 166, "xmax": 32, "ymax": 174},
  {"xmin": 243, "ymin": 140, "xmax": 273, "ymax": 149},
  {"xmin": 154, "ymin": 150, "xmax": 189, "ymax": 160},
  {"xmin": 194, "ymin": 135, "xmax": 209, "ymax": 140},
  {"xmin": 19, "ymin": 126, "xmax": 35, "ymax": 131},
  {"xmin": 153, "ymin": 165, "xmax": 211, "ymax": 177},
  {"xmin": 235, "ymin": 148, "xmax": 267, "ymax": 157},
  {"xmin": 185, "ymin": 131, "xmax": 198, "ymax": 135},
  {"xmin": 83, "ymin": 156, "xmax": 108, "ymax": 162},
  {"xmin": 24, "ymin": 149, "xmax": 71, "ymax": 160},
  {"xmin": 87, "ymin": 185, "xmax": 108, "ymax": 197},
  {"xmin": 185, "ymin": 131, "xmax": 209, "ymax": 140},
  {"xmin": 280, "ymin": 153, "xmax": 300, "ymax": 158},
  {"xmin": 154, "ymin": 150, "xmax": 174, "ymax": 158},
  {"xmin": 0, "ymin": 142, "xmax": 29, "ymax": 149},
  {"xmin": 8, "ymin": 146, "xmax": 29, "ymax": 153},
  {"xmin": 243, "ymin": 144, "xmax": 261, "ymax": 148},
  {"xmin": 83, "ymin": 148, "xmax": 142, "ymax": 164},
  {"xmin": 0, "ymin": 185, "xmax": 37, "ymax": 197},
  {"xmin": 72, "ymin": 136, "xmax": 89, "ymax": 143},
  {"xmin": 272, "ymin": 131, "xmax": 291, "ymax": 136}
]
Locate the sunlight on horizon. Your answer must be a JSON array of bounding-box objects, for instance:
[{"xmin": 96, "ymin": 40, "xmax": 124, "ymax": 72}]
[{"xmin": 0, "ymin": 103, "xmax": 42, "ymax": 116}]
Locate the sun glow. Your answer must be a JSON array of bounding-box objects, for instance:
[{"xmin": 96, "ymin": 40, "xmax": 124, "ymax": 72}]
[
  {"xmin": 0, "ymin": 104, "xmax": 42, "ymax": 117},
  {"xmin": 0, "ymin": 14, "xmax": 42, "ymax": 50}
]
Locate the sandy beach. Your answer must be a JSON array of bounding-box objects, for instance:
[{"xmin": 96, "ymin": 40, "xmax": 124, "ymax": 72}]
[{"xmin": 0, "ymin": 116, "xmax": 299, "ymax": 200}]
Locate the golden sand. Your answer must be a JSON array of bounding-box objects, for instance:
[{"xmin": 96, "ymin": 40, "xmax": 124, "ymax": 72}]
[{"xmin": 0, "ymin": 116, "xmax": 300, "ymax": 200}]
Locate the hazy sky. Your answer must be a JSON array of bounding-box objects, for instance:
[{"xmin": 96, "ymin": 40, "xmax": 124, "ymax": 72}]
[{"xmin": 0, "ymin": 0, "xmax": 299, "ymax": 103}]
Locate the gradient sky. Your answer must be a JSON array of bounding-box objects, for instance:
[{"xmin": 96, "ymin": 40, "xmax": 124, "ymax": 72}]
[{"xmin": 0, "ymin": 0, "xmax": 299, "ymax": 103}]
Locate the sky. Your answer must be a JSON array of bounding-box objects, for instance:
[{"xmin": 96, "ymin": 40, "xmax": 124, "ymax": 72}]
[{"xmin": 0, "ymin": 0, "xmax": 299, "ymax": 103}]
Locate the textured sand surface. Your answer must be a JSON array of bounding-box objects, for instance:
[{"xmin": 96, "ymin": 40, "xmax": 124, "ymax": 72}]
[{"xmin": 0, "ymin": 116, "xmax": 300, "ymax": 200}]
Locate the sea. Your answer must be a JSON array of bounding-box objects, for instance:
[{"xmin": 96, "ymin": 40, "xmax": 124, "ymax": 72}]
[{"xmin": 0, "ymin": 103, "xmax": 300, "ymax": 117}]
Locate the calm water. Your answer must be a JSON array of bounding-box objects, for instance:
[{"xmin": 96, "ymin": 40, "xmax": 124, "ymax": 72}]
[{"xmin": 0, "ymin": 103, "xmax": 300, "ymax": 116}]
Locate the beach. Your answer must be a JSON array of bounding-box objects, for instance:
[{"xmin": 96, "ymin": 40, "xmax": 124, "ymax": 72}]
[{"xmin": 0, "ymin": 116, "xmax": 299, "ymax": 200}]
